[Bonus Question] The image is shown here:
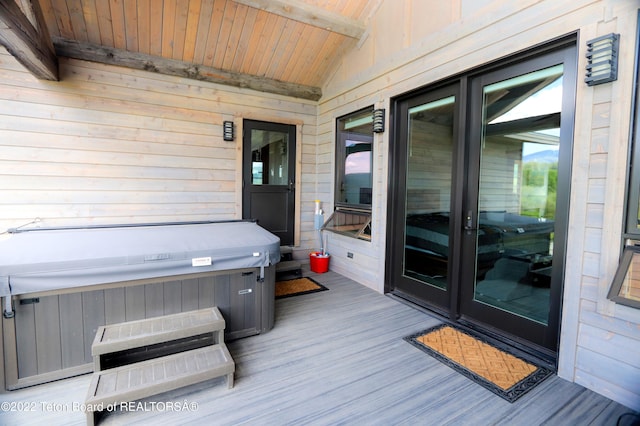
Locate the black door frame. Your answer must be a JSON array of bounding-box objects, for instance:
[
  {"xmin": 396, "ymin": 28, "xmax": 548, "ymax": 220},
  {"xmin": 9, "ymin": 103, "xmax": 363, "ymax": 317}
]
[
  {"xmin": 458, "ymin": 45, "xmax": 577, "ymax": 354},
  {"xmin": 386, "ymin": 82, "xmax": 465, "ymax": 317},
  {"xmin": 385, "ymin": 34, "xmax": 577, "ymax": 359},
  {"xmin": 242, "ymin": 119, "xmax": 296, "ymax": 246}
]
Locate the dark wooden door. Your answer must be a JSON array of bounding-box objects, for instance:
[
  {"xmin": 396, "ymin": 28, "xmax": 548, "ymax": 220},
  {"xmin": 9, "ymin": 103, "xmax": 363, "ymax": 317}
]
[{"xmin": 242, "ymin": 120, "xmax": 296, "ymax": 245}]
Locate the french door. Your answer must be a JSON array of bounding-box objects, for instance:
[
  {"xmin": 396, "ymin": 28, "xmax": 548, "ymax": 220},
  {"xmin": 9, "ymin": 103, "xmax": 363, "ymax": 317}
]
[{"xmin": 387, "ymin": 39, "xmax": 577, "ymax": 355}]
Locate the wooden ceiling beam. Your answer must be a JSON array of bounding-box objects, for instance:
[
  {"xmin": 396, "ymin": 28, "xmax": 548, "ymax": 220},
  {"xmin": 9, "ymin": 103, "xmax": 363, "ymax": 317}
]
[
  {"xmin": 53, "ymin": 37, "xmax": 322, "ymax": 101},
  {"xmin": 0, "ymin": 0, "xmax": 58, "ymax": 80},
  {"xmin": 233, "ymin": 0, "xmax": 366, "ymax": 39}
]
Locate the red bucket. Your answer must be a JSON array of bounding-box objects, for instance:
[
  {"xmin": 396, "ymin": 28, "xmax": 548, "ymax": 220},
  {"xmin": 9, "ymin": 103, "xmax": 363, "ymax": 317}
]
[{"xmin": 309, "ymin": 252, "xmax": 330, "ymax": 273}]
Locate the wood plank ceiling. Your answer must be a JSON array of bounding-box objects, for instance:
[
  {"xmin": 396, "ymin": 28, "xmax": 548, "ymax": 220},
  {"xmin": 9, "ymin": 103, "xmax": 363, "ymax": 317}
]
[{"xmin": 1, "ymin": 0, "xmax": 375, "ymax": 100}]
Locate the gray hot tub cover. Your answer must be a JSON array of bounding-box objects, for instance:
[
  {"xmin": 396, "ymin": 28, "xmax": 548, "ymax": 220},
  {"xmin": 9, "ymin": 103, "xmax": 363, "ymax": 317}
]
[{"xmin": 0, "ymin": 221, "xmax": 280, "ymax": 302}]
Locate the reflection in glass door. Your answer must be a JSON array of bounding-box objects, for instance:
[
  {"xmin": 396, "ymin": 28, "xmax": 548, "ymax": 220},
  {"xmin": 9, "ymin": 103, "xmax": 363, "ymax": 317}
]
[
  {"xmin": 404, "ymin": 96, "xmax": 456, "ymax": 291},
  {"xmin": 389, "ymin": 85, "xmax": 460, "ymax": 312},
  {"xmin": 472, "ymin": 65, "xmax": 563, "ymax": 326}
]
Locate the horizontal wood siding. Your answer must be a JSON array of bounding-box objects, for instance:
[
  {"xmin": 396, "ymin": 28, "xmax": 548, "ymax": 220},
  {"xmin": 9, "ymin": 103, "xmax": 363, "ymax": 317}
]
[
  {"xmin": 318, "ymin": 0, "xmax": 640, "ymax": 410},
  {"xmin": 0, "ymin": 49, "xmax": 317, "ymax": 236}
]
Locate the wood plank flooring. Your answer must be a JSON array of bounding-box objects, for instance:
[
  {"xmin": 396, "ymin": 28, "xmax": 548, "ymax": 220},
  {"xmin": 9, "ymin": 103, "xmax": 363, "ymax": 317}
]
[{"xmin": 0, "ymin": 269, "xmax": 636, "ymax": 425}]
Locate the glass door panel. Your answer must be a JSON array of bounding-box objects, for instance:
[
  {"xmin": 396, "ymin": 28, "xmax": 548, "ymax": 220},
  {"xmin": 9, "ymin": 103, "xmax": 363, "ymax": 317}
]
[
  {"xmin": 403, "ymin": 96, "xmax": 456, "ymax": 290},
  {"xmin": 473, "ymin": 65, "xmax": 563, "ymax": 325},
  {"xmin": 250, "ymin": 128, "xmax": 290, "ymax": 186}
]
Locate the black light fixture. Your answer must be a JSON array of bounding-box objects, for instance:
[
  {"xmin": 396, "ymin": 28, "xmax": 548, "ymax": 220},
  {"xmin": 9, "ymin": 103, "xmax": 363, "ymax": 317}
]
[
  {"xmin": 585, "ymin": 33, "xmax": 619, "ymax": 86},
  {"xmin": 372, "ymin": 108, "xmax": 385, "ymax": 133},
  {"xmin": 223, "ymin": 121, "xmax": 235, "ymax": 141}
]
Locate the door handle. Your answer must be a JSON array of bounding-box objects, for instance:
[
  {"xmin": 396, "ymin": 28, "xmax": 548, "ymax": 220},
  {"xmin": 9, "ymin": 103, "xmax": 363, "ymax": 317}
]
[
  {"xmin": 464, "ymin": 210, "xmax": 475, "ymax": 230},
  {"xmin": 288, "ymin": 180, "xmax": 294, "ymax": 191}
]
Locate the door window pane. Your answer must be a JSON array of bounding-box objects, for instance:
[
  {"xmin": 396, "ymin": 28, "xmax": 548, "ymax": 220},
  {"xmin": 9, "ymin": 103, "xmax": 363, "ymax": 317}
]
[
  {"xmin": 250, "ymin": 129, "xmax": 289, "ymax": 186},
  {"xmin": 403, "ymin": 96, "xmax": 456, "ymax": 289},
  {"xmin": 474, "ymin": 65, "xmax": 563, "ymax": 325}
]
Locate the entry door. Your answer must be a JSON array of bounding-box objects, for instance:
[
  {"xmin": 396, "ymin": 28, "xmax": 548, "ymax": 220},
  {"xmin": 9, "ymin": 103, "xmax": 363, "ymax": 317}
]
[
  {"xmin": 388, "ymin": 42, "xmax": 576, "ymax": 355},
  {"xmin": 242, "ymin": 120, "xmax": 296, "ymax": 245},
  {"xmin": 388, "ymin": 84, "xmax": 462, "ymax": 314}
]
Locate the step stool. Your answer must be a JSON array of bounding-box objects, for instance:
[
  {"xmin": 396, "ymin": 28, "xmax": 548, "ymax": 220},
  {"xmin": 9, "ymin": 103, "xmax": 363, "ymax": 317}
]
[
  {"xmin": 277, "ymin": 246, "xmax": 302, "ymax": 277},
  {"xmin": 85, "ymin": 307, "xmax": 234, "ymax": 425}
]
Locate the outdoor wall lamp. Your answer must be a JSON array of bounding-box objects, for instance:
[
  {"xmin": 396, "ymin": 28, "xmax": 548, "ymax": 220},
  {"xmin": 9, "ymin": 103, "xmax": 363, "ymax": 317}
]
[
  {"xmin": 585, "ymin": 33, "xmax": 619, "ymax": 86},
  {"xmin": 223, "ymin": 120, "xmax": 235, "ymax": 141},
  {"xmin": 372, "ymin": 108, "xmax": 385, "ymax": 133}
]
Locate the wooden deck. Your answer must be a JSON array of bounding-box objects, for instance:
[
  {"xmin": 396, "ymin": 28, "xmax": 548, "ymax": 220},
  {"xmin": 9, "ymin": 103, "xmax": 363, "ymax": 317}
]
[{"xmin": 0, "ymin": 268, "xmax": 636, "ymax": 425}]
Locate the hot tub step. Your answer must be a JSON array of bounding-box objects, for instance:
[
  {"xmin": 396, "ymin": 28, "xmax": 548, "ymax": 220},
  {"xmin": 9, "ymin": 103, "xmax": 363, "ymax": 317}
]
[
  {"xmin": 85, "ymin": 344, "xmax": 234, "ymax": 425},
  {"xmin": 277, "ymin": 259, "xmax": 302, "ymax": 273},
  {"xmin": 92, "ymin": 307, "xmax": 226, "ymax": 371}
]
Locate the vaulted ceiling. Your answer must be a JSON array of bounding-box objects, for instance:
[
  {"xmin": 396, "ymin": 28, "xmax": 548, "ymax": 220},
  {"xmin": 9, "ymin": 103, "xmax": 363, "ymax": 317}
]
[{"xmin": 0, "ymin": 0, "xmax": 378, "ymax": 100}]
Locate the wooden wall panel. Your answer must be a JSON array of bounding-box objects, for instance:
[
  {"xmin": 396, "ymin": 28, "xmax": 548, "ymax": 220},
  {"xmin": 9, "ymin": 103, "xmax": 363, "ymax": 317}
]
[
  {"xmin": 14, "ymin": 303, "xmax": 37, "ymax": 378},
  {"xmin": 149, "ymin": 0, "xmax": 163, "ymax": 57},
  {"xmin": 191, "ymin": 0, "xmax": 214, "ymax": 63},
  {"xmin": 198, "ymin": 276, "xmax": 216, "ymax": 308},
  {"xmin": 163, "ymin": 281, "xmax": 183, "ymax": 314},
  {"xmin": 144, "ymin": 283, "xmax": 165, "ymax": 318},
  {"xmin": 81, "ymin": 291, "xmax": 105, "ymax": 363},
  {"xmin": 110, "ymin": 0, "xmax": 127, "ymax": 50},
  {"xmin": 34, "ymin": 296, "xmax": 62, "ymax": 373},
  {"xmin": 181, "ymin": 278, "xmax": 201, "ymax": 312},
  {"xmin": 59, "ymin": 293, "xmax": 85, "ymax": 369},
  {"xmin": 124, "ymin": 286, "xmax": 146, "ymax": 322},
  {"xmin": 95, "ymin": 0, "xmax": 114, "ymax": 46},
  {"xmin": 104, "ymin": 287, "xmax": 126, "ymax": 324},
  {"xmin": 0, "ymin": 49, "xmax": 316, "ymax": 234}
]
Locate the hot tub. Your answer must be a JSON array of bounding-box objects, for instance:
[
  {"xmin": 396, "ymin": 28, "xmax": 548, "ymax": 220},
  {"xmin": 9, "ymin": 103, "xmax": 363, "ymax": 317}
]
[{"xmin": 0, "ymin": 220, "xmax": 280, "ymax": 390}]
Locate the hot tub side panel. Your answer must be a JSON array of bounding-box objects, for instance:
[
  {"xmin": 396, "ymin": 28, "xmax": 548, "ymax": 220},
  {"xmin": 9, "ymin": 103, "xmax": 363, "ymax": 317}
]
[{"xmin": 1, "ymin": 266, "xmax": 275, "ymax": 391}]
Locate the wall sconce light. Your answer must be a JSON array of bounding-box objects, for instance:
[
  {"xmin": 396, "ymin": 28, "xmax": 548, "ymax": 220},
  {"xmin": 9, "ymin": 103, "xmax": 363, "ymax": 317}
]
[
  {"xmin": 223, "ymin": 121, "xmax": 235, "ymax": 141},
  {"xmin": 372, "ymin": 108, "xmax": 385, "ymax": 133},
  {"xmin": 585, "ymin": 33, "xmax": 619, "ymax": 86}
]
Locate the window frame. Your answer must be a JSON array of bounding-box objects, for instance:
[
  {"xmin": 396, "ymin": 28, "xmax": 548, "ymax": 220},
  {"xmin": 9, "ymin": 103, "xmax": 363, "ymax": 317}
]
[
  {"xmin": 321, "ymin": 208, "xmax": 372, "ymax": 241},
  {"xmin": 326, "ymin": 106, "xmax": 375, "ymax": 242},
  {"xmin": 608, "ymin": 245, "xmax": 640, "ymax": 309},
  {"xmin": 610, "ymin": 11, "xmax": 640, "ymax": 308},
  {"xmin": 334, "ymin": 106, "xmax": 375, "ymax": 212},
  {"xmin": 624, "ymin": 11, "xmax": 640, "ymax": 238}
]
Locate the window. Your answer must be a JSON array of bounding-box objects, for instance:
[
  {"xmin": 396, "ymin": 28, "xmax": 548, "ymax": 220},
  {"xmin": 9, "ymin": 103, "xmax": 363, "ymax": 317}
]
[
  {"xmin": 625, "ymin": 14, "xmax": 640, "ymax": 238},
  {"xmin": 610, "ymin": 12, "xmax": 640, "ymax": 308},
  {"xmin": 608, "ymin": 246, "xmax": 640, "ymax": 309},
  {"xmin": 321, "ymin": 208, "xmax": 372, "ymax": 241},
  {"xmin": 324, "ymin": 107, "xmax": 374, "ymax": 241},
  {"xmin": 335, "ymin": 107, "xmax": 374, "ymax": 209}
]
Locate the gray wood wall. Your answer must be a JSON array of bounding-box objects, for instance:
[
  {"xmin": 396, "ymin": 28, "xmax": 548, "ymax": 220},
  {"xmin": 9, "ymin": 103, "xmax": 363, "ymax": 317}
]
[
  {"xmin": 317, "ymin": 0, "xmax": 640, "ymax": 411},
  {"xmin": 0, "ymin": 49, "xmax": 318, "ymax": 250}
]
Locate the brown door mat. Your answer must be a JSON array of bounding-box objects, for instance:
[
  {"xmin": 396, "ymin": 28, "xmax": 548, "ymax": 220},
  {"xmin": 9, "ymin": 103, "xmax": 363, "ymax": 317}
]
[
  {"xmin": 275, "ymin": 277, "xmax": 329, "ymax": 298},
  {"xmin": 405, "ymin": 323, "xmax": 553, "ymax": 402}
]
